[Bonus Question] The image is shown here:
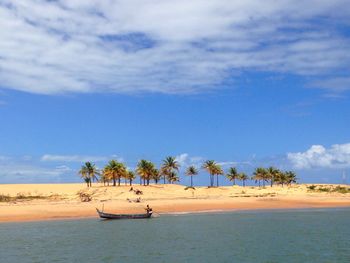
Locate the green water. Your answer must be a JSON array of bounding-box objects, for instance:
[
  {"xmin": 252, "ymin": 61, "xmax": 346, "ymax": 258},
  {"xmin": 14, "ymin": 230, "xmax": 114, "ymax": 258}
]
[{"xmin": 0, "ymin": 208, "xmax": 349, "ymax": 263}]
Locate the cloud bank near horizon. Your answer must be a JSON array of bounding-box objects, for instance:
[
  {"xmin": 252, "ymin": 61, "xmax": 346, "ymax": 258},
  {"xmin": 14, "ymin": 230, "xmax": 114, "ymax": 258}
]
[
  {"xmin": 40, "ymin": 154, "xmax": 122, "ymax": 163},
  {"xmin": 1, "ymin": 0, "xmax": 350, "ymax": 95},
  {"xmin": 288, "ymin": 143, "xmax": 350, "ymax": 169},
  {"xmin": 1, "ymin": 145, "xmax": 350, "ymax": 183}
]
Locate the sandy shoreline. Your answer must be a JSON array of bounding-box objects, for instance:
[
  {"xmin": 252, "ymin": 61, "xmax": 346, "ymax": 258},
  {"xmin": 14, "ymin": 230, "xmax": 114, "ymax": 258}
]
[{"xmin": 1, "ymin": 183, "xmax": 349, "ymax": 223}]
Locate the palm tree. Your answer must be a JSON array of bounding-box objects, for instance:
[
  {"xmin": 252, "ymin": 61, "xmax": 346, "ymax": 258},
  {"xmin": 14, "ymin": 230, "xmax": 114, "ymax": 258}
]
[
  {"xmin": 252, "ymin": 167, "xmax": 268, "ymax": 187},
  {"xmin": 186, "ymin": 166, "xmax": 198, "ymax": 187},
  {"xmin": 151, "ymin": 168, "xmax": 162, "ymax": 184},
  {"xmin": 276, "ymin": 171, "xmax": 287, "ymax": 187},
  {"xmin": 160, "ymin": 166, "xmax": 168, "ymax": 184},
  {"xmin": 168, "ymin": 171, "xmax": 179, "ymax": 184},
  {"xmin": 78, "ymin": 165, "xmax": 89, "ymax": 187},
  {"xmin": 103, "ymin": 163, "xmax": 113, "ymax": 186},
  {"xmin": 267, "ymin": 167, "xmax": 281, "ymax": 187},
  {"xmin": 78, "ymin": 162, "xmax": 99, "ymax": 187},
  {"xmin": 202, "ymin": 160, "xmax": 217, "ymax": 187},
  {"xmin": 101, "ymin": 168, "xmax": 111, "ymax": 186},
  {"xmin": 213, "ymin": 164, "xmax": 224, "ymax": 187},
  {"xmin": 161, "ymin": 156, "xmax": 180, "ymax": 183},
  {"xmin": 238, "ymin": 172, "xmax": 249, "ymax": 187},
  {"xmin": 136, "ymin": 160, "xmax": 148, "ymax": 186},
  {"xmin": 136, "ymin": 160, "xmax": 155, "ymax": 186},
  {"xmin": 285, "ymin": 171, "xmax": 297, "ymax": 186},
  {"xmin": 126, "ymin": 171, "xmax": 136, "ymax": 186},
  {"xmin": 226, "ymin": 167, "xmax": 239, "ymax": 186},
  {"xmin": 104, "ymin": 160, "xmax": 127, "ymax": 186}
]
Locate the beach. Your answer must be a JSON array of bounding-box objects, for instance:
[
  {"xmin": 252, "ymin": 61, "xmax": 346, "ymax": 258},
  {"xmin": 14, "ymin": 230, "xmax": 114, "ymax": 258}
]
[{"xmin": 0, "ymin": 183, "xmax": 349, "ymax": 223}]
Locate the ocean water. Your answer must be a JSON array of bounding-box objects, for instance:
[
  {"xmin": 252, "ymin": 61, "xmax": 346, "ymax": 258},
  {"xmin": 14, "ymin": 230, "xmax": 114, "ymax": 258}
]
[{"xmin": 0, "ymin": 208, "xmax": 349, "ymax": 263}]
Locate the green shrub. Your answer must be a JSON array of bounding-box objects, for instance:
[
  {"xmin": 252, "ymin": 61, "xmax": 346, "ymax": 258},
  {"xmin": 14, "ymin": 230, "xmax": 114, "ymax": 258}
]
[
  {"xmin": 318, "ymin": 187, "xmax": 331, "ymax": 192},
  {"xmin": 333, "ymin": 186, "xmax": 350, "ymax": 194},
  {"xmin": 0, "ymin": 194, "xmax": 11, "ymax": 202},
  {"xmin": 307, "ymin": 185, "xmax": 317, "ymax": 190},
  {"xmin": 307, "ymin": 185, "xmax": 350, "ymax": 194}
]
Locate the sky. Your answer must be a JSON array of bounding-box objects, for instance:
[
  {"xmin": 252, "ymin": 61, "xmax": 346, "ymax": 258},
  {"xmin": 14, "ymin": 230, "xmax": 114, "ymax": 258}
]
[{"xmin": 0, "ymin": 0, "xmax": 349, "ymax": 185}]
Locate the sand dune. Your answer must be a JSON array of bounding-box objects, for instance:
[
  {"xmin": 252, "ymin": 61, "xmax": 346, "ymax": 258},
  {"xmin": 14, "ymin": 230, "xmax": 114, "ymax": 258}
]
[{"xmin": 0, "ymin": 183, "xmax": 349, "ymax": 222}]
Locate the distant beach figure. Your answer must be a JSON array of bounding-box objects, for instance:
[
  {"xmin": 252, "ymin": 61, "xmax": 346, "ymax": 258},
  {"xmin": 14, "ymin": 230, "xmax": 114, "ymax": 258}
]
[
  {"xmin": 134, "ymin": 189, "xmax": 143, "ymax": 195},
  {"xmin": 145, "ymin": 204, "xmax": 152, "ymax": 214}
]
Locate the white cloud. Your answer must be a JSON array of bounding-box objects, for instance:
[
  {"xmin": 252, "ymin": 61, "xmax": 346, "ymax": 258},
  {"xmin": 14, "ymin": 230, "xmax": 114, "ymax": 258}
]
[
  {"xmin": 310, "ymin": 77, "xmax": 350, "ymax": 93},
  {"xmin": 175, "ymin": 153, "xmax": 203, "ymax": 168},
  {"xmin": 0, "ymin": 155, "xmax": 11, "ymax": 161},
  {"xmin": 287, "ymin": 143, "xmax": 350, "ymax": 169},
  {"xmin": 175, "ymin": 153, "xmax": 253, "ymax": 170},
  {"xmin": 0, "ymin": 154, "xmax": 119, "ymax": 183},
  {"xmin": 175, "ymin": 153, "xmax": 189, "ymax": 167},
  {"xmin": 55, "ymin": 165, "xmax": 72, "ymax": 172},
  {"xmin": 0, "ymin": 162, "xmax": 72, "ymax": 183},
  {"xmin": 0, "ymin": 1, "xmax": 349, "ymax": 95},
  {"xmin": 40, "ymin": 154, "xmax": 121, "ymax": 163},
  {"xmin": 217, "ymin": 161, "xmax": 238, "ymax": 167},
  {"xmin": 0, "ymin": 153, "xmax": 129, "ymax": 183}
]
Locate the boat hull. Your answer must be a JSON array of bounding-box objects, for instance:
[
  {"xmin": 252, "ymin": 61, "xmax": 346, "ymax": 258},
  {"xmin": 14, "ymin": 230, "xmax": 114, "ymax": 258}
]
[{"xmin": 96, "ymin": 208, "xmax": 152, "ymax": 219}]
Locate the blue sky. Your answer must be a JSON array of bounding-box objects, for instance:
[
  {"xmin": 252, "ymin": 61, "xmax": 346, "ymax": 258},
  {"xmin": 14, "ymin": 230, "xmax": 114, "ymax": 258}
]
[{"xmin": 0, "ymin": 1, "xmax": 350, "ymax": 185}]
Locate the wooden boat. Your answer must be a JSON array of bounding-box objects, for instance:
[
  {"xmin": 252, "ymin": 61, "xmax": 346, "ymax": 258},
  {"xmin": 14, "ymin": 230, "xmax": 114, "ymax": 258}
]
[{"xmin": 96, "ymin": 208, "xmax": 152, "ymax": 219}]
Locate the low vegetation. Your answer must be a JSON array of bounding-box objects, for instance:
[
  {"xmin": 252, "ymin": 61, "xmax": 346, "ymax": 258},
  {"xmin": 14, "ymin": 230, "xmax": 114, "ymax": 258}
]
[
  {"xmin": 77, "ymin": 191, "xmax": 92, "ymax": 202},
  {"xmin": 0, "ymin": 194, "xmax": 11, "ymax": 202},
  {"xmin": 230, "ymin": 193, "xmax": 276, "ymax": 198},
  {"xmin": 307, "ymin": 185, "xmax": 350, "ymax": 194},
  {"xmin": 0, "ymin": 193, "xmax": 53, "ymax": 202}
]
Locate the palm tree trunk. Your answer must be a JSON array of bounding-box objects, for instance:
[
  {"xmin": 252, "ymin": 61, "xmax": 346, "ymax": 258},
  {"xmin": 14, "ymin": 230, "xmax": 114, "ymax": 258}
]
[
  {"xmin": 243, "ymin": 180, "xmax": 246, "ymax": 187},
  {"xmin": 118, "ymin": 177, "xmax": 121, "ymax": 186},
  {"xmin": 191, "ymin": 176, "xmax": 193, "ymax": 187},
  {"xmin": 129, "ymin": 179, "xmax": 132, "ymax": 186},
  {"xmin": 113, "ymin": 176, "xmax": 116, "ymax": 186},
  {"xmin": 216, "ymin": 175, "xmax": 219, "ymax": 187}
]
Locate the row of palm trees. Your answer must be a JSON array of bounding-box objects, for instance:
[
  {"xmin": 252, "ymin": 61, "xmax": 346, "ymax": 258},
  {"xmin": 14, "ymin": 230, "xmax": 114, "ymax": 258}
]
[
  {"xmin": 78, "ymin": 157, "xmax": 297, "ymax": 188},
  {"xmin": 227, "ymin": 166, "xmax": 297, "ymax": 187}
]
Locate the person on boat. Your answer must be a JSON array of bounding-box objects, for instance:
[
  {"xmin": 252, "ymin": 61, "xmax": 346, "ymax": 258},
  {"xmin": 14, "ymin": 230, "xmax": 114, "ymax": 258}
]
[{"xmin": 145, "ymin": 204, "xmax": 152, "ymax": 214}]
